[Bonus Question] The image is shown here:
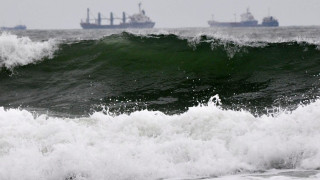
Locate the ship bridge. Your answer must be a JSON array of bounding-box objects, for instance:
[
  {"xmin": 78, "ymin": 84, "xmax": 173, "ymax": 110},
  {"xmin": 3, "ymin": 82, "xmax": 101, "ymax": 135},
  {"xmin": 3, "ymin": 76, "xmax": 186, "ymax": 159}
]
[
  {"xmin": 240, "ymin": 8, "xmax": 257, "ymax": 22},
  {"xmin": 129, "ymin": 3, "xmax": 153, "ymax": 23}
]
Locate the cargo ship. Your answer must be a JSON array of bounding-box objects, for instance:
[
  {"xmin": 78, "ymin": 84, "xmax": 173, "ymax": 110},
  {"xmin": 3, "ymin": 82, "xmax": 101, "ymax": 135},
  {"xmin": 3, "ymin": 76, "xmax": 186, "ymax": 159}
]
[
  {"xmin": 208, "ymin": 8, "xmax": 279, "ymax": 27},
  {"xmin": 0, "ymin": 25, "xmax": 27, "ymax": 30},
  {"xmin": 80, "ymin": 3, "xmax": 155, "ymax": 29}
]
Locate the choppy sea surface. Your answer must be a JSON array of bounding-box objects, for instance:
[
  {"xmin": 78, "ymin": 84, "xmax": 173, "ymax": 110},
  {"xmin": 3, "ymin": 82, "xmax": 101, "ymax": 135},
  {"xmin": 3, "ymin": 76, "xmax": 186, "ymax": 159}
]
[{"xmin": 1, "ymin": 27, "xmax": 320, "ymax": 180}]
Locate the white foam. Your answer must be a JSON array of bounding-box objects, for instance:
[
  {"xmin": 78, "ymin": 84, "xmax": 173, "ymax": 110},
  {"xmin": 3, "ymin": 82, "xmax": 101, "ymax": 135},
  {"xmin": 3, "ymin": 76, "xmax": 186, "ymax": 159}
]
[
  {"xmin": 125, "ymin": 28, "xmax": 320, "ymax": 47},
  {"xmin": 0, "ymin": 32, "xmax": 57, "ymax": 69},
  {"xmin": 1, "ymin": 97, "xmax": 320, "ymax": 180},
  {"xmin": 125, "ymin": 30, "xmax": 320, "ymax": 59}
]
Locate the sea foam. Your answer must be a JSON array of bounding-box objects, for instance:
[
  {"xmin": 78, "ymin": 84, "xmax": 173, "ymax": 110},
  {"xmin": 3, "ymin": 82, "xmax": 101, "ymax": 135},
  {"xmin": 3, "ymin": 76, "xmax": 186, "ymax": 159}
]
[
  {"xmin": 0, "ymin": 33, "xmax": 57, "ymax": 69},
  {"xmin": 1, "ymin": 97, "xmax": 320, "ymax": 180}
]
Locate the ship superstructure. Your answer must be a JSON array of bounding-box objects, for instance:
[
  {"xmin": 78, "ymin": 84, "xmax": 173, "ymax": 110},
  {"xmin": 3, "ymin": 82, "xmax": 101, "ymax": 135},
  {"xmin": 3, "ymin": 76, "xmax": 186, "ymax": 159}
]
[
  {"xmin": 80, "ymin": 3, "xmax": 155, "ymax": 29},
  {"xmin": 261, "ymin": 16, "xmax": 279, "ymax": 27},
  {"xmin": 208, "ymin": 8, "xmax": 279, "ymax": 27}
]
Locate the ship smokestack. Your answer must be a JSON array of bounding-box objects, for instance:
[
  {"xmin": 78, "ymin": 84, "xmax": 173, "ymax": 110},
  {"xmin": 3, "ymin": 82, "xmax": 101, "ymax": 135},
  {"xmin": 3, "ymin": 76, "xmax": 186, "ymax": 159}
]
[
  {"xmin": 86, "ymin": 8, "xmax": 90, "ymax": 23},
  {"xmin": 122, "ymin": 12, "xmax": 126, "ymax": 23},
  {"xmin": 110, "ymin": 12, "xmax": 114, "ymax": 25}
]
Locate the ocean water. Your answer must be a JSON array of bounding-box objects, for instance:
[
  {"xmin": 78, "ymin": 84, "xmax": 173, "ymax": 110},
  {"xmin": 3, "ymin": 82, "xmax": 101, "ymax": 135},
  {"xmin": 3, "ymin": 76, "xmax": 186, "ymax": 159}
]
[{"xmin": 0, "ymin": 27, "xmax": 320, "ymax": 180}]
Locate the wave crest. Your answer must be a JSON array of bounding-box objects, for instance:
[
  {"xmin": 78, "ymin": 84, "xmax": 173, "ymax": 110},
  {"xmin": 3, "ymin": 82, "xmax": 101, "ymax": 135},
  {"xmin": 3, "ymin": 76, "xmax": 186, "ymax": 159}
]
[{"xmin": 0, "ymin": 32, "xmax": 57, "ymax": 69}]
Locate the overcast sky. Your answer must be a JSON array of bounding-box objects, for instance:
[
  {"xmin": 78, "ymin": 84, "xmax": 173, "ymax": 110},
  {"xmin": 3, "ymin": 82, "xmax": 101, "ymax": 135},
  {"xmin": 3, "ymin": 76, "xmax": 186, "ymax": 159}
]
[{"xmin": 1, "ymin": 0, "xmax": 320, "ymax": 29}]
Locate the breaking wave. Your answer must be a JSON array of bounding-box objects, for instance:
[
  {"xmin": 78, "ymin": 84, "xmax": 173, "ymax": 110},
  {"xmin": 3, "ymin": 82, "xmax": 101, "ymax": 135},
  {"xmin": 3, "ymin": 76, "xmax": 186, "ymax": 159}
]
[
  {"xmin": 1, "ymin": 32, "xmax": 319, "ymax": 115},
  {"xmin": 0, "ymin": 32, "xmax": 57, "ymax": 69},
  {"xmin": 1, "ymin": 96, "xmax": 320, "ymax": 179}
]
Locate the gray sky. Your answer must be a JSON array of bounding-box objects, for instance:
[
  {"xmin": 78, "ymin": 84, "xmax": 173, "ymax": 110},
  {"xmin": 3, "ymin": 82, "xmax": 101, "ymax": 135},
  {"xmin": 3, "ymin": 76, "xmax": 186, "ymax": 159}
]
[{"xmin": 1, "ymin": 0, "xmax": 320, "ymax": 29}]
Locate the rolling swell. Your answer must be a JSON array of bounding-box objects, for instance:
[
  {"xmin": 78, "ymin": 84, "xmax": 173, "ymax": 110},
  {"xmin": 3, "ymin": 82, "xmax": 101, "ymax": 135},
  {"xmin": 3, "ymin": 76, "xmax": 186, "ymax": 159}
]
[{"xmin": 1, "ymin": 32, "xmax": 320, "ymax": 115}]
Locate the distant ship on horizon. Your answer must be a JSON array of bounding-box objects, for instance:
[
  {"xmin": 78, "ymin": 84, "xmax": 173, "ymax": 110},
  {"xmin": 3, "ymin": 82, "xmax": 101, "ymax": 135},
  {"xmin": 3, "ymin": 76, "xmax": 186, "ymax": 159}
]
[
  {"xmin": 80, "ymin": 3, "xmax": 155, "ymax": 29},
  {"xmin": 0, "ymin": 25, "xmax": 27, "ymax": 30},
  {"xmin": 208, "ymin": 8, "xmax": 279, "ymax": 27}
]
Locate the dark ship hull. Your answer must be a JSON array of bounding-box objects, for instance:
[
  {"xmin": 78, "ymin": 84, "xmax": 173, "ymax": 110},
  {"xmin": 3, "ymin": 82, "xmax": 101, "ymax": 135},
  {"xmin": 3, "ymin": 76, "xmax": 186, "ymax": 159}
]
[
  {"xmin": 208, "ymin": 21, "xmax": 259, "ymax": 27},
  {"xmin": 208, "ymin": 21, "xmax": 279, "ymax": 27},
  {"xmin": 0, "ymin": 25, "xmax": 27, "ymax": 30},
  {"xmin": 81, "ymin": 22, "xmax": 155, "ymax": 29},
  {"xmin": 261, "ymin": 21, "xmax": 279, "ymax": 27}
]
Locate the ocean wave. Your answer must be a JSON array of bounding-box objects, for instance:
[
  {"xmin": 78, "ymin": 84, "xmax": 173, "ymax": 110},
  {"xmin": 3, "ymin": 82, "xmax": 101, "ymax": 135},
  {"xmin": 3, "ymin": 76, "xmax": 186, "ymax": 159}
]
[
  {"xmin": 0, "ymin": 32, "xmax": 57, "ymax": 69},
  {"xmin": 0, "ymin": 32, "xmax": 319, "ymax": 70},
  {"xmin": 1, "ymin": 32, "xmax": 319, "ymax": 115},
  {"xmin": 1, "ymin": 96, "xmax": 320, "ymax": 179}
]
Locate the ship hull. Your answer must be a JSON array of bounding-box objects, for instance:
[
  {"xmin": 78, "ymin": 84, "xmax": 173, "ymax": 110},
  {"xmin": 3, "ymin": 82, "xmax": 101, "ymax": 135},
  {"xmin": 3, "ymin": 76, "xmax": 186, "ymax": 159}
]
[
  {"xmin": 80, "ymin": 22, "xmax": 155, "ymax": 29},
  {"xmin": 0, "ymin": 26, "xmax": 27, "ymax": 30},
  {"xmin": 208, "ymin": 21, "xmax": 259, "ymax": 27},
  {"xmin": 208, "ymin": 21, "xmax": 279, "ymax": 27},
  {"xmin": 261, "ymin": 21, "xmax": 279, "ymax": 27}
]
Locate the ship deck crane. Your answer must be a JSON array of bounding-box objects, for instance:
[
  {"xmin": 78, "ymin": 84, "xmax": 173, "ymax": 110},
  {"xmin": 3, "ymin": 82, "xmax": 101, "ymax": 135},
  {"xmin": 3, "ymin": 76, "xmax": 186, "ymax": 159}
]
[{"xmin": 84, "ymin": 11, "xmax": 128, "ymax": 25}]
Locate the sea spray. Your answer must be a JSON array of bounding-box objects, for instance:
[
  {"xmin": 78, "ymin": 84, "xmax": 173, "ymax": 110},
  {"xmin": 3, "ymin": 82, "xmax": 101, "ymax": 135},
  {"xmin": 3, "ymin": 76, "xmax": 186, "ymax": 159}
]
[
  {"xmin": 0, "ymin": 32, "xmax": 57, "ymax": 69},
  {"xmin": 1, "ymin": 97, "xmax": 320, "ymax": 179}
]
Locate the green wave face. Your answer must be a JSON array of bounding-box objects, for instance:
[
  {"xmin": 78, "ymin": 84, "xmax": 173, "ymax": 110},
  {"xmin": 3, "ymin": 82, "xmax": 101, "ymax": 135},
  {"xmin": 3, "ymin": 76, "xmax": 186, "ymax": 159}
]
[{"xmin": 1, "ymin": 32, "xmax": 320, "ymax": 115}]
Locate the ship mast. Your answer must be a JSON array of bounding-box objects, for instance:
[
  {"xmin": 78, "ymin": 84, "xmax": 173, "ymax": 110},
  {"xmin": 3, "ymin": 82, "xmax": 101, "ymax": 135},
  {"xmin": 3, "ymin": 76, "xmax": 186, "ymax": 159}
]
[
  {"xmin": 139, "ymin": 2, "xmax": 142, "ymax": 13},
  {"xmin": 86, "ymin": 8, "xmax": 90, "ymax": 23}
]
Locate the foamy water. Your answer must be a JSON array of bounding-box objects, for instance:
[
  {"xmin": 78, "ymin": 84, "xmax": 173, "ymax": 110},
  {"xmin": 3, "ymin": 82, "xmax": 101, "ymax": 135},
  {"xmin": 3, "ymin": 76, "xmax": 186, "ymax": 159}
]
[
  {"xmin": 1, "ymin": 96, "xmax": 320, "ymax": 180},
  {"xmin": 0, "ymin": 33, "xmax": 57, "ymax": 69}
]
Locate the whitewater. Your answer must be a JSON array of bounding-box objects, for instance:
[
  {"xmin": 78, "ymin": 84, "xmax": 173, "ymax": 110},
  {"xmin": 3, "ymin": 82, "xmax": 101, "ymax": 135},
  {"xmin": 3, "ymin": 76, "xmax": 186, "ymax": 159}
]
[
  {"xmin": 0, "ymin": 33, "xmax": 56, "ymax": 69},
  {"xmin": 1, "ymin": 27, "xmax": 320, "ymax": 179},
  {"xmin": 1, "ymin": 98, "xmax": 320, "ymax": 179}
]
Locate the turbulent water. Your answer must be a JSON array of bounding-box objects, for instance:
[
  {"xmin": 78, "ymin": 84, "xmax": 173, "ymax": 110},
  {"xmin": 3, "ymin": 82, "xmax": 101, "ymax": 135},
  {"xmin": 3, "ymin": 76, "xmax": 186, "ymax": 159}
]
[{"xmin": 1, "ymin": 27, "xmax": 320, "ymax": 180}]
